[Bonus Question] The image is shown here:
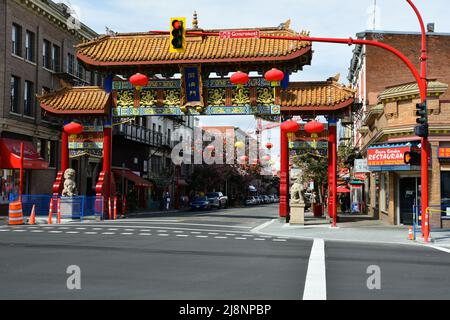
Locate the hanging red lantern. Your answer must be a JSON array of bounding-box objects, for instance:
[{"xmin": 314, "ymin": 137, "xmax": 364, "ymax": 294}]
[
  {"xmin": 206, "ymin": 145, "xmax": 215, "ymax": 152},
  {"xmin": 264, "ymin": 68, "xmax": 284, "ymax": 86},
  {"xmin": 64, "ymin": 122, "xmax": 84, "ymax": 135},
  {"xmin": 263, "ymin": 155, "xmax": 271, "ymax": 162},
  {"xmin": 129, "ymin": 73, "xmax": 149, "ymax": 90},
  {"xmin": 266, "ymin": 142, "xmax": 273, "ymax": 150},
  {"xmin": 304, "ymin": 120, "xmax": 325, "ymax": 135},
  {"xmin": 230, "ymin": 71, "xmax": 249, "ymax": 88},
  {"xmin": 281, "ymin": 120, "xmax": 300, "ymax": 133},
  {"xmin": 240, "ymin": 155, "xmax": 249, "ymax": 164},
  {"xmin": 304, "ymin": 120, "xmax": 325, "ymax": 149}
]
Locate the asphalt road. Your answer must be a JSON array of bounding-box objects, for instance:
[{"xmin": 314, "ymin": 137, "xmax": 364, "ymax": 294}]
[{"xmin": 0, "ymin": 204, "xmax": 449, "ymax": 300}]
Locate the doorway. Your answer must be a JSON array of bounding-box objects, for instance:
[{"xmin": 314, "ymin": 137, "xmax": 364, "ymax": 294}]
[{"xmin": 399, "ymin": 177, "xmax": 421, "ymax": 225}]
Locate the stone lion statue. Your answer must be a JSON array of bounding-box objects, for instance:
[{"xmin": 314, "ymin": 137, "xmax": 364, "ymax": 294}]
[
  {"xmin": 62, "ymin": 168, "xmax": 78, "ymax": 197},
  {"xmin": 290, "ymin": 171, "xmax": 305, "ymax": 205}
]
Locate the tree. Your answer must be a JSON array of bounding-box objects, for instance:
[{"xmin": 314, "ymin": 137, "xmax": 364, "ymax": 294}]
[{"xmin": 292, "ymin": 150, "xmax": 328, "ymax": 203}]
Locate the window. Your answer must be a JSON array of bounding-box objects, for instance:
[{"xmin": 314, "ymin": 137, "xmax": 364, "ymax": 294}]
[
  {"xmin": 52, "ymin": 45, "xmax": 61, "ymax": 72},
  {"xmin": 43, "ymin": 40, "xmax": 51, "ymax": 69},
  {"xmin": 25, "ymin": 31, "xmax": 34, "ymax": 62},
  {"xmin": 12, "ymin": 24, "xmax": 22, "ymax": 56},
  {"xmin": 10, "ymin": 76, "xmax": 20, "ymax": 113},
  {"xmin": 67, "ymin": 53, "xmax": 75, "ymax": 75},
  {"xmin": 76, "ymin": 62, "xmax": 84, "ymax": 80},
  {"xmin": 24, "ymin": 81, "xmax": 34, "ymax": 116}
]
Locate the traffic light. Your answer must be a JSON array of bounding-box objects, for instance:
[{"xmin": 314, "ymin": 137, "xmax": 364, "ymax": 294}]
[
  {"xmin": 170, "ymin": 17, "xmax": 186, "ymax": 53},
  {"xmin": 404, "ymin": 151, "xmax": 421, "ymax": 166},
  {"xmin": 414, "ymin": 101, "xmax": 429, "ymax": 138}
]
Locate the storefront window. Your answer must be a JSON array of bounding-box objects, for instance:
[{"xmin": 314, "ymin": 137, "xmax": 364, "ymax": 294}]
[
  {"xmin": 0, "ymin": 170, "xmax": 20, "ymax": 204},
  {"xmin": 441, "ymin": 171, "xmax": 450, "ymax": 216}
]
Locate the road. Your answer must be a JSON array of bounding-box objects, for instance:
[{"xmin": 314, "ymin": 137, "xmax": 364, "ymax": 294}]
[{"xmin": 0, "ymin": 204, "xmax": 449, "ymax": 300}]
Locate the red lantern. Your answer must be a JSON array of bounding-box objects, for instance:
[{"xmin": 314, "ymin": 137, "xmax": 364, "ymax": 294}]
[
  {"xmin": 64, "ymin": 122, "xmax": 83, "ymax": 135},
  {"xmin": 266, "ymin": 142, "xmax": 273, "ymax": 150},
  {"xmin": 304, "ymin": 120, "xmax": 325, "ymax": 135},
  {"xmin": 304, "ymin": 120, "xmax": 325, "ymax": 149},
  {"xmin": 129, "ymin": 73, "xmax": 149, "ymax": 90},
  {"xmin": 263, "ymin": 155, "xmax": 271, "ymax": 162},
  {"xmin": 206, "ymin": 145, "xmax": 215, "ymax": 151},
  {"xmin": 264, "ymin": 68, "xmax": 284, "ymax": 85},
  {"xmin": 240, "ymin": 155, "xmax": 249, "ymax": 164},
  {"xmin": 230, "ymin": 71, "xmax": 249, "ymax": 87},
  {"xmin": 281, "ymin": 120, "xmax": 300, "ymax": 133}
]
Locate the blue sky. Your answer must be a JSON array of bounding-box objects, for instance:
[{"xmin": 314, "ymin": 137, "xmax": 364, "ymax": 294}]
[{"xmin": 65, "ymin": 0, "xmax": 449, "ymax": 167}]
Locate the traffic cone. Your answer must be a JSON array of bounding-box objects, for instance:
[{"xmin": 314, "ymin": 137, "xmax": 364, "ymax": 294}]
[
  {"xmin": 48, "ymin": 199, "xmax": 53, "ymax": 225},
  {"xmin": 408, "ymin": 227, "xmax": 414, "ymax": 240},
  {"xmin": 29, "ymin": 205, "xmax": 36, "ymax": 225}
]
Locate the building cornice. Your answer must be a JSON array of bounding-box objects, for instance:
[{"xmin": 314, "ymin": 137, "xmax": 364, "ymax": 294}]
[{"xmin": 15, "ymin": 0, "xmax": 98, "ymax": 41}]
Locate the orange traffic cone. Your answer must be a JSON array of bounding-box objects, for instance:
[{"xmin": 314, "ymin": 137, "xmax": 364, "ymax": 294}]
[
  {"xmin": 408, "ymin": 227, "xmax": 414, "ymax": 240},
  {"xmin": 48, "ymin": 199, "xmax": 53, "ymax": 225},
  {"xmin": 29, "ymin": 205, "xmax": 36, "ymax": 225}
]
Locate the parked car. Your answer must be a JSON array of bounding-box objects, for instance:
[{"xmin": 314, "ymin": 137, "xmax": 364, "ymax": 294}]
[
  {"xmin": 263, "ymin": 195, "xmax": 271, "ymax": 204},
  {"xmin": 189, "ymin": 196, "xmax": 211, "ymax": 211},
  {"xmin": 268, "ymin": 195, "xmax": 276, "ymax": 203},
  {"xmin": 245, "ymin": 196, "xmax": 257, "ymax": 206},
  {"xmin": 206, "ymin": 192, "xmax": 228, "ymax": 209}
]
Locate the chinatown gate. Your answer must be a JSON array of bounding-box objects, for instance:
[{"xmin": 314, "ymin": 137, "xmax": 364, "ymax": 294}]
[{"xmin": 38, "ymin": 18, "xmax": 354, "ymax": 222}]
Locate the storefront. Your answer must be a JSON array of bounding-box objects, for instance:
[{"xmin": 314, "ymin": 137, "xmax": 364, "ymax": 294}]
[
  {"xmin": 0, "ymin": 138, "xmax": 49, "ymax": 213},
  {"xmin": 367, "ymin": 143, "xmax": 421, "ymax": 225}
]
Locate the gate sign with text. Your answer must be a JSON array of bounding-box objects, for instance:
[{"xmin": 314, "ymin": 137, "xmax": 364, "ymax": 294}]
[
  {"xmin": 219, "ymin": 30, "xmax": 260, "ymax": 39},
  {"xmin": 368, "ymin": 145, "xmax": 413, "ymax": 172}
]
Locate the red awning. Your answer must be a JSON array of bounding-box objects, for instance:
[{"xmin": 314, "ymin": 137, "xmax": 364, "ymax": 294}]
[
  {"xmin": 337, "ymin": 186, "xmax": 351, "ymax": 193},
  {"xmin": 0, "ymin": 138, "xmax": 49, "ymax": 170},
  {"xmin": 112, "ymin": 168, "xmax": 152, "ymax": 188}
]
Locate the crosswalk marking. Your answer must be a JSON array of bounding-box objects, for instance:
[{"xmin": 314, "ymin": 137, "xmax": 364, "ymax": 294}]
[{"xmin": 303, "ymin": 238, "xmax": 327, "ymax": 301}]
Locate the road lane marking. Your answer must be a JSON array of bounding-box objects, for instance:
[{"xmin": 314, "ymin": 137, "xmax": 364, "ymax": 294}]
[
  {"xmin": 251, "ymin": 219, "xmax": 276, "ymax": 233},
  {"xmin": 427, "ymin": 245, "xmax": 450, "ymax": 254},
  {"xmin": 49, "ymin": 231, "xmax": 63, "ymax": 234},
  {"xmin": 254, "ymin": 238, "xmax": 266, "ymax": 241},
  {"xmin": 84, "ymin": 232, "xmax": 98, "ymax": 235},
  {"xmin": 196, "ymin": 235, "xmax": 209, "ymax": 238},
  {"xmin": 66, "ymin": 231, "xmax": 79, "ymax": 234},
  {"xmin": 13, "ymin": 230, "xmax": 26, "ymax": 232},
  {"xmin": 273, "ymin": 239, "xmax": 287, "ymax": 242},
  {"xmin": 31, "ymin": 230, "xmax": 44, "ymax": 233},
  {"xmin": 235, "ymin": 237, "xmax": 247, "ymax": 240},
  {"xmin": 158, "ymin": 234, "xmax": 169, "ymax": 237},
  {"xmin": 108, "ymin": 221, "xmax": 252, "ymax": 229},
  {"xmin": 138, "ymin": 233, "xmax": 152, "ymax": 236},
  {"xmin": 303, "ymin": 238, "xmax": 327, "ymax": 301},
  {"xmin": 121, "ymin": 233, "xmax": 134, "ymax": 235},
  {"xmin": 176, "ymin": 235, "xmax": 189, "ymax": 238},
  {"xmin": 102, "ymin": 232, "xmax": 115, "ymax": 235},
  {"xmin": 215, "ymin": 236, "xmax": 228, "ymax": 239},
  {"xmin": 76, "ymin": 228, "xmax": 86, "ymax": 230}
]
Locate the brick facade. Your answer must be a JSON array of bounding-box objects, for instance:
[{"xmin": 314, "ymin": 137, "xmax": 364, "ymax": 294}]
[{"xmin": 0, "ymin": 0, "xmax": 97, "ymax": 214}]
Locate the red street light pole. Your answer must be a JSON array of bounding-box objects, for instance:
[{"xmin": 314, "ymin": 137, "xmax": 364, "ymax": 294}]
[{"xmin": 406, "ymin": 0, "xmax": 429, "ymax": 242}]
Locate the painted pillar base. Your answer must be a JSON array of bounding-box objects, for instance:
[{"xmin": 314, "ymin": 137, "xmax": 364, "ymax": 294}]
[{"xmin": 290, "ymin": 202, "xmax": 306, "ymax": 225}]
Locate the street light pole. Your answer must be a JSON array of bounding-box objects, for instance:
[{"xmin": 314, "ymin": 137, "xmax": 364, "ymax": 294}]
[{"xmin": 406, "ymin": 0, "xmax": 429, "ymax": 242}]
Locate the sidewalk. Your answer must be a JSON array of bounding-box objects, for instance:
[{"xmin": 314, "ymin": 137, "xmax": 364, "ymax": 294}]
[{"xmin": 252, "ymin": 213, "xmax": 450, "ymax": 250}]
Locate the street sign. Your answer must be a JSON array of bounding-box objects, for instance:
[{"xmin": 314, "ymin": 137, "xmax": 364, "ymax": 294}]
[
  {"xmin": 219, "ymin": 30, "xmax": 260, "ymax": 39},
  {"xmin": 354, "ymin": 159, "xmax": 369, "ymax": 173}
]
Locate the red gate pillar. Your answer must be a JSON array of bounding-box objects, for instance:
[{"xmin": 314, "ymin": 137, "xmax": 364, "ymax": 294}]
[
  {"xmin": 61, "ymin": 130, "xmax": 69, "ymax": 172},
  {"xmin": 328, "ymin": 120, "xmax": 338, "ymax": 227},
  {"xmin": 103, "ymin": 124, "xmax": 112, "ymax": 199},
  {"xmin": 279, "ymin": 130, "xmax": 290, "ymax": 219}
]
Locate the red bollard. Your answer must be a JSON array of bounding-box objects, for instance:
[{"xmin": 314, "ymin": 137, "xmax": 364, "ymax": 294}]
[
  {"xmin": 57, "ymin": 198, "xmax": 61, "ymax": 224},
  {"xmin": 48, "ymin": 198, "xmax": 53, "ymax": 225},
  {"xmin": 108, "ymin": 198, "xmax": 112, "ymax": 220},
  {"xmin": 113, "ymin": 197, "xmax": 117, "ymax": 220}
]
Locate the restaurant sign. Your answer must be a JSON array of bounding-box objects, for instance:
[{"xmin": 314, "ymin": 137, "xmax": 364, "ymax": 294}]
[
  {"xmin": 438, "ymin": 147, "xmax": 450, "ymax": 159},
  {"xmin": 367, "ymin": 144, "xmax": 415, "ymax": 172}
]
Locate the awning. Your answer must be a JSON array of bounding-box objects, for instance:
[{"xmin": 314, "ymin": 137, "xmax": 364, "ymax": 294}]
[
  {"xmin": 0, "ymin": 138, "xmax": 49, "ymax": 170},
  {"xmin": 112, "ymin": 168, "xmax": 152, "ymax": 188},
  {"xmin": 337, "ymin": 186, "xmax": 351, "ymax": 193}
]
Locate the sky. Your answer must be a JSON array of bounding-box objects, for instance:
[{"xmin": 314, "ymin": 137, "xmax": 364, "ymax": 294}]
[{"xmin": 65, "ymin": 0, "xmax": 450, "ymax": 168}]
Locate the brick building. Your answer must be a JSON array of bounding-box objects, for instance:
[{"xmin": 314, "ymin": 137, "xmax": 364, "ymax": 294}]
[
  {"xmin": 0, "ymin": 0, "xmax": 98, "ymax": 213},
  {"xmin": 348, "ymin": 30, "xmax": 450, "ymax": 228}
]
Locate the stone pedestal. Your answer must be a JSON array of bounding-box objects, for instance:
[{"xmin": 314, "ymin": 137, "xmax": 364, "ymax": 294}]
[
  {"xmin": 290, "ymin": 202, "xmax": 305, "ymax": 225},
  {"xmin": 60, "ymin": 197, "xmax": 78, "ymax": 219}
]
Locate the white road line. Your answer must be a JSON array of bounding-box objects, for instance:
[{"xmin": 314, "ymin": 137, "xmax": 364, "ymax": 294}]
[
  {"xmin": 427, "ymin": 245, "xmax": 450, "ymax": 254},
  {"xmin": 208, "ymin": 233, "xmax": 219, "ymax": 235},
  {"xmin": 13, "ymin": 230, "xmax": 26, "ymax": 232},
  {"xmin": 84, "ymin": 232, "xmax": 98, "ymax": 235},
  {"xmin": 157, "ymin": 230, "xmax": 168, "ymax": 233},
  {"xmin": 273, "ymin": 239, "xmax": 287, "ymax": 242},
  {"xmin": 108, "ymin": 228, "xmax": 118, "ymax": 231},
  {"xmin": 251, "ymin": 219, "xmax": 276, "ymax": 233},
  {"xmin": 121, "ymin": 233, "xmax": 134, "ymax": 235},
  {"xmin": 235, "ymin": 237, "xmax": 247, "ymax": 240},
  {"xmin": 196, "ymin": 235, "xmax": 209, "ymax": 238},
  {"xmin": 158, "ymin": 234, "xmax": 169, "ymax": 237},
  {"xmin": 0, "ymin": 229, "xmax": 10, "ymax": 232},
  {"xmin": 102, "ymin": 232, "xmax": 115, "ymax": 235},
  {"xmin": 303, "ymin": 238, "xmax": 327, "ymax": 301},
  {"xmin": 31, "ymin": 230, "xmax": 44, "ymax": 233},
  {"xmin": 226, "ymin": 234, "xmax": 236, "ymax": 236},
  {"xmin": 176, "ymin": 235, "xmax": 189, "ymax": 238},
  {"xmin": 66, "ymin": 231, "xmax": 79, "ymax": 234},
  {"xmin": 173, "ymin": 231, "xmax": 184, "ymax": 234},
  {"xmin": 105, "ymin": 221, "xmax": 252, "ymax": 229},
  {"xmin": 215, "ymin": 236, "xmax": 228, "ymax": 239},
  {"xmin": 138, "ymin": 233, "xmax": 152, "ymax": 236},
  {"xmin": 75, "ymin": 228, "xmax": 86, "ymax": 230},
  {"xmin": 49, "ymin": 231, "xmax": 63, "ymax": 234},
  {"xmin": 254, "ymin": 238, "xmax": 266, "ymax": 241},
  {"xmin": 191, "ymin": 232, "xmax": 201, "ymax": 234}
]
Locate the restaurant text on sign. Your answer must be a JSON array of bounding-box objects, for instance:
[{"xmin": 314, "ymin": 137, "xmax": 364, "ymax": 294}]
[{"xmin": 367, "ymin": 147, "xmax": 410, "ymax": 167}]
